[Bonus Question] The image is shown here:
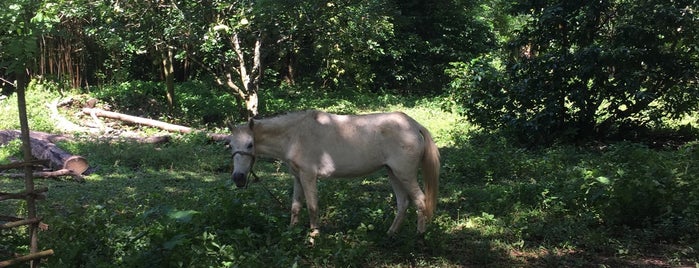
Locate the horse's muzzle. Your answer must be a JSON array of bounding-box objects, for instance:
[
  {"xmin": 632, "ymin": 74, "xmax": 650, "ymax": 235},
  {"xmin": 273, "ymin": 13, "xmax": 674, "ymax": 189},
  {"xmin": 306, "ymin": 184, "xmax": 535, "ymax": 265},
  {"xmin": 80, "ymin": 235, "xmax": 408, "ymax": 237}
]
[{"xmin": 232, "ymin": 172, "xmax": 247, "ymax": 188}]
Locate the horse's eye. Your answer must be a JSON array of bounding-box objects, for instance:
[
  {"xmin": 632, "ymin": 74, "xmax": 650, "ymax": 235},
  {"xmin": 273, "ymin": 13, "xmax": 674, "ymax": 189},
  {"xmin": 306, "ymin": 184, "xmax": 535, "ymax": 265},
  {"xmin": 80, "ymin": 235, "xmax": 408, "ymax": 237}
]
[{"xmin": 246, "ymin": 143, "xmax": 253, "ymax": 149}]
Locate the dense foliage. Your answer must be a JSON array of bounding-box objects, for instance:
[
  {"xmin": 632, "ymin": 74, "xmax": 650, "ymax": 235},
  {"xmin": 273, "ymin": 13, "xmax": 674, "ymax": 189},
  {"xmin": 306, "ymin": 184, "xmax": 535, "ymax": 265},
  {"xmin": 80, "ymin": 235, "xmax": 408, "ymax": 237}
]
[
  {"xmin": 2, "ymin": 0, "xmax": 697, "ymax": 143},
  {"xmin": 0, "ymin": 0, "xmax": 490, "ymax": 110},
  {"xmin": 449, "ymin": 0, "xmax": 699, "ymax": 143}
]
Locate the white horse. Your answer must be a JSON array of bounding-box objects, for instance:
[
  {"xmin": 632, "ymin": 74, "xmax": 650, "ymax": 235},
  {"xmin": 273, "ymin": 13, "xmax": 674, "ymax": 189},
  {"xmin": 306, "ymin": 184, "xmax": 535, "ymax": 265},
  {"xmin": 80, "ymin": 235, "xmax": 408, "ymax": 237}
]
[{"xmin": 228, "ymin": 110, "xmax": 440, "ymax": 236}]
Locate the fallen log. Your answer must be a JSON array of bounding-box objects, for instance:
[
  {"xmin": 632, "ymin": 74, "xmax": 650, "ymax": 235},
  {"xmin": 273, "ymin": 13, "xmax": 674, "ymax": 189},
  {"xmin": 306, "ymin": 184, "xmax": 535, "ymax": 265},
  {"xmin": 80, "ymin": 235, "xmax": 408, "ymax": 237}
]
[
  {"xmin": 0, "ymin": 130, "xmax": 89, "ymax": 175},
  {"xmin": 82, "ymin": 108, "xmax": 229, "ymax": 141},
  {"xmin": 0, "ymin": 131, "xmax": 72, "ymax": 144},
  {"xmin": 82, "ymin": 108, "xmax": 192, "ymax": 132}
]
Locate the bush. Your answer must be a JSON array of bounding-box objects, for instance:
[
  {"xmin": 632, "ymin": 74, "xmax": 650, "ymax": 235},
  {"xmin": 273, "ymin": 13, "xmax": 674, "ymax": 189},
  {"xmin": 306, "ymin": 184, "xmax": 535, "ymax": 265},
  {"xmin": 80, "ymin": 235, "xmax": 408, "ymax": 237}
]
[{"xmin": 448, "ymin": 1, "xmax": 699, "ymax": 145}]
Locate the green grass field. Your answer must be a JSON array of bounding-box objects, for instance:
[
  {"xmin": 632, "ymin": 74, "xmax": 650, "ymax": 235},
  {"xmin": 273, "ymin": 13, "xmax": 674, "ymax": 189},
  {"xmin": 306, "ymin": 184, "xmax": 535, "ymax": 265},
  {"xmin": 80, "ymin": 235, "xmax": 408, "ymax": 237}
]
[{"xmin": 1, "ymin": 83, "xmax": 698, "ymax": 267}]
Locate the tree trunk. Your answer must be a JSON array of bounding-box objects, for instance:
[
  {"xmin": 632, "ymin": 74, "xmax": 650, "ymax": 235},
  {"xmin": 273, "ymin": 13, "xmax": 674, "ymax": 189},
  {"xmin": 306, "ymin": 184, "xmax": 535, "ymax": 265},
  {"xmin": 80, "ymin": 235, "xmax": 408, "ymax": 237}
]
[
  {"xmin": 283, "ymin": 52, "xmax": 295, "ymax": 85},
  {"xmin": 191, "ymin": 29, "xmax": 263, "ymax": 119},
  {"xmin": 229, "ymin": 32, "xmax": 262, "ymax": 118},
  {"xmin": 162, "ymin": 46, "xmax": 176, "ymax": 111},
  {"xmin": 245, "ymin": 92, "xmax": 259, "ymax": 119}
]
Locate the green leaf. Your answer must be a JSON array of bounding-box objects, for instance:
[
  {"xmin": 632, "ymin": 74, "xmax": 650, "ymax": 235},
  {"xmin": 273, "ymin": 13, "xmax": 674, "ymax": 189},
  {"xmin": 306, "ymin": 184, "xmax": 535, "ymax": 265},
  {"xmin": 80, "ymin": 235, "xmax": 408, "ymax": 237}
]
[
  {"xmin": 167, "ymin": 209, "xmax": 200, "ymax": 223},
  {"xmin": 596, "ymin": 176, "xmax": 611, "ymax": 185},
  {"xmin": 163, "ymin": 234, "xmax": 188, "ymax": 250}
]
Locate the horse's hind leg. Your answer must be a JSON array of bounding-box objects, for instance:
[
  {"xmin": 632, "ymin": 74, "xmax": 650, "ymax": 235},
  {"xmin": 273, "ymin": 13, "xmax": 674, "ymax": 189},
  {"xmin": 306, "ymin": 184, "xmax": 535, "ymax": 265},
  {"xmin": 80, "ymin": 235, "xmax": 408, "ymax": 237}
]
[
  {"xmin": 389, "ymin": 168, "xmax": 428, "ymax": 234},
  {"xmin": 387, "ymin": 169, "xmax": 410, "ymax": 235}
]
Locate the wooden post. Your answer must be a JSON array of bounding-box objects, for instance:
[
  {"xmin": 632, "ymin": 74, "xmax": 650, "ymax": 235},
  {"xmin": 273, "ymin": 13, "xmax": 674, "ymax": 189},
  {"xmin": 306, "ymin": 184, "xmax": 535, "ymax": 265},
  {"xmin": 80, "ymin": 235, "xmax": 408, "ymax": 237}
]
[
  {"xmin": 1, "ymin": 218, "xmax": 42, "ymax": 229},
  {"xmin": 15, "ymin": 61, "xmax": 41, "ymax": 268},
  {"xmin": 0, "ymin": 250, "xmax": 54, "ymax": 267}
]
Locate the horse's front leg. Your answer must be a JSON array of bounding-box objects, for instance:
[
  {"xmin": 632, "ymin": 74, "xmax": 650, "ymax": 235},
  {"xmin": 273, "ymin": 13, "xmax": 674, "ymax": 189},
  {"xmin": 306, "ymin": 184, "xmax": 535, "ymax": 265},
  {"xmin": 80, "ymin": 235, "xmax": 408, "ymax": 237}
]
[{"xmin": 290, "ymin": 175, "xmax": 304, "ymax": 227}]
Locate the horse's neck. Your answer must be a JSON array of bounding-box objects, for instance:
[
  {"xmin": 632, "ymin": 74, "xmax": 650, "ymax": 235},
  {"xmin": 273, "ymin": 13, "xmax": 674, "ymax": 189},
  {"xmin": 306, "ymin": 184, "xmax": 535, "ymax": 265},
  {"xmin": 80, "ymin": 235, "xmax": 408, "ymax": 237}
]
[{"xmin": 253, "ymin": 121, "xmax": 294, "ymax": 159}]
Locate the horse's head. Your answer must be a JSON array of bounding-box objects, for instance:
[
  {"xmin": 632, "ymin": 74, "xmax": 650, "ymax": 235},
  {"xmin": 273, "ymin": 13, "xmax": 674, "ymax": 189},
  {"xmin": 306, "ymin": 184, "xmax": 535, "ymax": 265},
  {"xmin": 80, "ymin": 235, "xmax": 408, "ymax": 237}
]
[{"xmin": 228, "ymin": 120, "xmax": 255, "ymax": 188}]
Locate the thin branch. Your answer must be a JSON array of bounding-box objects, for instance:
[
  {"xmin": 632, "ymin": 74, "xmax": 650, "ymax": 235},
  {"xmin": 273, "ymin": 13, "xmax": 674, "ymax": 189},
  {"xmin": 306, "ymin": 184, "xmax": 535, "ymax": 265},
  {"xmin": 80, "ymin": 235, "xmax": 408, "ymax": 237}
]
[
  {"xmin": 0, "ymin": 77, "xmax": 15, "ymax": 87},
  {"xmin": 186, "ymin": 52, "xmax": 242, "ymax": 96}
]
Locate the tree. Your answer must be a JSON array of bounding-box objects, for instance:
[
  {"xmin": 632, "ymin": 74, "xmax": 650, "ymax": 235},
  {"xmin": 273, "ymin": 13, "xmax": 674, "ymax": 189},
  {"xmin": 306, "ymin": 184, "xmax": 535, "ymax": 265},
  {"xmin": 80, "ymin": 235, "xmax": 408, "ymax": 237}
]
[
  {"xmin": 379, "ymin": 0, "xmax": 495, "ymax": 93},
  {"xmin": 105, "ymin": 0, "xmax": 189, "ymax": 111},
  {"xmin": 309, "ymin": 0, "xmax": 395, "ymax": 90},
  {"xmin": 451, "ymin": 0, "xmax": 699, "ymax": 144},
  {"xmin": 180, "ymin": 0, "xmax": 265, "ymax": 118},
  {"xmin": 2, "ymin": 0, "xmax": 509, "ymax": 118}
]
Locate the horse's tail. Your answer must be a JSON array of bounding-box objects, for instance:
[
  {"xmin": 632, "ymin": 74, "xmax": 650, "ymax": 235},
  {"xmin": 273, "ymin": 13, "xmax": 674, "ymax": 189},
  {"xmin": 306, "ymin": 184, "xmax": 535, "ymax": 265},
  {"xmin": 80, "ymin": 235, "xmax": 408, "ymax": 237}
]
[{"xmin": 418, "ymin": 124, "xmax": 440, "ymax": 221}]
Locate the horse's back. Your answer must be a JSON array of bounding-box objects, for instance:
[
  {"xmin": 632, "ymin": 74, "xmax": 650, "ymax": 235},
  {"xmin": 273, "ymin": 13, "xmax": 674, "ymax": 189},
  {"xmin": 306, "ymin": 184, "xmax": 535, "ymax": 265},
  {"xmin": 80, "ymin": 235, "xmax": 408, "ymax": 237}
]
[
  {"xmin": 308, "ymin": 110, "xmax": 420, "ymax": 145},
  {"xmin": 293, "ymin": 111, "xmax": 424, "ymax": 177}
]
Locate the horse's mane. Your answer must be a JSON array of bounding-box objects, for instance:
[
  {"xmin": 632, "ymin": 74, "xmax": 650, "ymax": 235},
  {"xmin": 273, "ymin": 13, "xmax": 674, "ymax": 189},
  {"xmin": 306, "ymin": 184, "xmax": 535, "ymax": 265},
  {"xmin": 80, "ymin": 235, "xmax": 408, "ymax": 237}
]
[{"xmin": 255, "ymin": 110, "xmax": 317, "ymax": 130}]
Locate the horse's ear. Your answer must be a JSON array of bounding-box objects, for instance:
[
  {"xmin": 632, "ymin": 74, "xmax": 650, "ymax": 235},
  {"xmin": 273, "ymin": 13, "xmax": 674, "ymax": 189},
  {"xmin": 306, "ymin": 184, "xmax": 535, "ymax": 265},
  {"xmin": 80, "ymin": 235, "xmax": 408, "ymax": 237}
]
[
  {"xmin": 248, "ymin": 118, "xmax": 255, "ymax": 130},
  {"xmin": 226, "ymin": 119, "xmax": 236, "ymax": 132}
]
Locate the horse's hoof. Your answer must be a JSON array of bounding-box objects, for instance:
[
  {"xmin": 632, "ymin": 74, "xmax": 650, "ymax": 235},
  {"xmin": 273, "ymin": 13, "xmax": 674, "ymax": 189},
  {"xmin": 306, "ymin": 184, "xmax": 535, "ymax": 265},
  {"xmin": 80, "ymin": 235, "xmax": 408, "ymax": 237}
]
[{"xmin": 307, "ymin": 228, "xmax": 320, "ymax": 246}]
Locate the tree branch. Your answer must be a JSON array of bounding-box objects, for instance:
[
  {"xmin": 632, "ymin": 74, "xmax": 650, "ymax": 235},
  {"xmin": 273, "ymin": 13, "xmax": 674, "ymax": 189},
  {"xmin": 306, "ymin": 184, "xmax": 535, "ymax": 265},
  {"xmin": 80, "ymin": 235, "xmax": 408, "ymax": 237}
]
[
  {"xmin": 0, "ymin": 77, "xmax": 15, "ymax": 87},
  {"xmin": 231, "ymin": 32, "xmax": 250, "ymax": 93},
  {"xmin": 223, "ymin": 73, "xmax": 244, "ymax": 98},
  {"xmin": 251, "ymin": 34, "xmax": 263, "ymax": 87}
]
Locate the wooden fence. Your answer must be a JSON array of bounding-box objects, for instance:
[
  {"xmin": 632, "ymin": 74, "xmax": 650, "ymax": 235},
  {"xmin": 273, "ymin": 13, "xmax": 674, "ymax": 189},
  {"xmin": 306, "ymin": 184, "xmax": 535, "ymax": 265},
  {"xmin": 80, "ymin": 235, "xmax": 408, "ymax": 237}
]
[{"xmin": 0, "ymin": 160, "xmax": 54, "ymax": 267}]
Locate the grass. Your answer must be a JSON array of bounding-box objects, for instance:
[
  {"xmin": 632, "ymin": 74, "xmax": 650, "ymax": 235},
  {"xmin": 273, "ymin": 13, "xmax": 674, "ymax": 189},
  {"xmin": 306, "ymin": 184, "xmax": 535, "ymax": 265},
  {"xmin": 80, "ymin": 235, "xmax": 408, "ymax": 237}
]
[{"xmin": 1, "ymin": 81, "xmax": 698, "ymax": 267}]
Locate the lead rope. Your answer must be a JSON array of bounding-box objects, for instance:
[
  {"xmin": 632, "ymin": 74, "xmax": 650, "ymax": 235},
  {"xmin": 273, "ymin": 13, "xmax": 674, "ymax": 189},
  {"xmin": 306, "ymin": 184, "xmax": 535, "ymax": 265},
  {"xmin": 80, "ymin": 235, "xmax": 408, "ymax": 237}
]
[
  {"xmin": 233, "ymin": 151, "xmax": 286, "ymax": 210},
  {"xmin": 247, "ymin": 164, "xmax": 286, "ymax": 210},
  {"xmin": 250, "ymin": 169, "xmax": 284, "ymax": 209}
]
